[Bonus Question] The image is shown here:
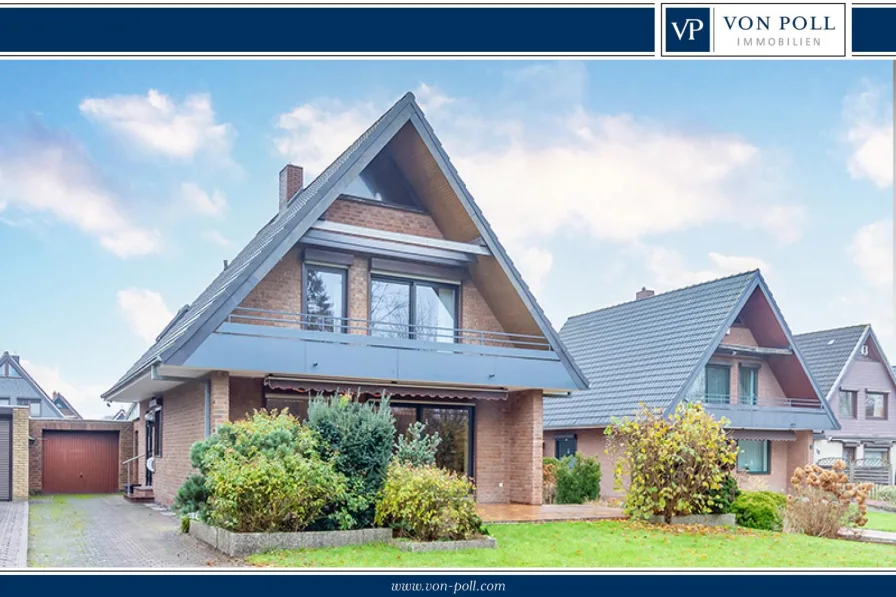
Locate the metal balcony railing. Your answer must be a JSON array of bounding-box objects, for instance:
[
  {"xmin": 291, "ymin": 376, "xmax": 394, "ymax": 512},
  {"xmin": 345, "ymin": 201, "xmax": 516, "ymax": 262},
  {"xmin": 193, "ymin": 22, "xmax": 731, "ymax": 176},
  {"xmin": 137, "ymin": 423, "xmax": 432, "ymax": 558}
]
[
  {"xmin": 697, "ymin": 393, "xmax": 824, "ymax": 410},
  {"xmin": 226, "ymin": 307, "xmax": 552, "ymax": 350}
]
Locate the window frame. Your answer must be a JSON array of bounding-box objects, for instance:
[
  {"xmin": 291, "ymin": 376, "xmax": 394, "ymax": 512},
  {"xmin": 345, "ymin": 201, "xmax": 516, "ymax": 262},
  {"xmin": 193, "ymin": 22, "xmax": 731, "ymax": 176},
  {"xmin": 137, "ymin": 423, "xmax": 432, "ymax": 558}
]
[
  {"xmin": 302, "ymin": 262, "xmax": 349, "ymax": 333},
  {"xmin": 389, "ymin": 401, "xmax": 475, "ymax": 478},
  {"xmin": 839, "ymin": 389, "xmax": 858, "ymax": 419},
  {"xmin": 736, "ymin": 439, "xmax": 771, "ymax": 475},
  {"xmin": 153, "ymin": 404, "xmax": 163, "ymax": 458},
  {"xmin": 738, "ymin": 364, "xmax": 759, "ymax": 406},
  {"xmin": 704, "ymin": 364, "xmax": 731, "ymax": 404},
  {"xmin": 865, "ymin": 391, "xmax": 888, "ymax": 420},
  {"xmin": 555, "ymin": 435, "xmax": 578, "ymax": 458},
  {"xmin": 369, "ymin": 274, "xmax": 460, "ymax": 342},
  {"xmin": 29, "ymin": 401, "xmax": 41, "ymax": 417},
  {"xmin": 0, "ymin": 397, "xmax": 8, "ymax": 406}
]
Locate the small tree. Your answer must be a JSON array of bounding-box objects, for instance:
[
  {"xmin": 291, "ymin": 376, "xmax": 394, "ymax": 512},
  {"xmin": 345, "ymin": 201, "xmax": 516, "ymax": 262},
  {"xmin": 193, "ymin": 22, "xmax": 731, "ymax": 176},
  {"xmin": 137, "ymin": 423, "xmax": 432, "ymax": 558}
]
[
  {"xmin": 785, "ymin": 460, "xmax": 872, "ymax": 538},
  {"xmin": 395, "ymin": 421, "xmax": 441, "ymax": 466},
  {"xmin": 606, "ymin": 402, "xmax": 738, "ymax": 523}
]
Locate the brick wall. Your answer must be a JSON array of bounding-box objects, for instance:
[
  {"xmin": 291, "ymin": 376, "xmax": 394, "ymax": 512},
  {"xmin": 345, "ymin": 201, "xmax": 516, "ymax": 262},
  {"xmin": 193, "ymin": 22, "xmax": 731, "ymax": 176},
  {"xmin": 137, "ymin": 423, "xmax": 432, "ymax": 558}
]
[
  {"xmin": 507, "ymin": 390, "xmax": 543, "ymax": 505},
  {"xmin": 210, "ymin": 372, "xmax": 230, "ymax": 431},
  {"xmin": 28, "ymin": 418, "xmax": 134, "ymax": 494},
  {"xmin": 461, "ymin": 281, "xmax": 505, "ymax": 344},
  {"xmin": 238, "ymin": 246, "xmax": 302, "ymax": 318},
  {"xmin": 11, "ymin": 407, "xmax": 29, "ymax": 500},
  {"xmin": 153, "ymin": 381, "xmax": 206, "ymax": 506},
  {"xmin": 325, "ymin": 198, "xmax": 443, "ymax": 239},
  {"xmin": 544, "ymin": 428, "xmax": 617, "ymax": 498},
  {"xmin": 474, "ymin": 399, "xmax": 507, "ymax": 503},
  {"xmin": 347, "ymin": 256, "xmax": 370, "ymax": 327},
  {"xmin": 229, "ymin": 376, "xmax": 264, "ymax": 421}
]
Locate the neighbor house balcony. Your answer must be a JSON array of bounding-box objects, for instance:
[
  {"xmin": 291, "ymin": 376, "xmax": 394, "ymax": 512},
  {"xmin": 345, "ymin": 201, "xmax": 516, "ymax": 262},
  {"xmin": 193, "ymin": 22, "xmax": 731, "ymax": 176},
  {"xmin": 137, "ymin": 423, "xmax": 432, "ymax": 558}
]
[
  {"xmin": 696, "ymin": 392, "xmax": 831, "ymax": 430},
  {"xmin": 181, "ymin": 307, "xmax": 578, "ymax": 392}
]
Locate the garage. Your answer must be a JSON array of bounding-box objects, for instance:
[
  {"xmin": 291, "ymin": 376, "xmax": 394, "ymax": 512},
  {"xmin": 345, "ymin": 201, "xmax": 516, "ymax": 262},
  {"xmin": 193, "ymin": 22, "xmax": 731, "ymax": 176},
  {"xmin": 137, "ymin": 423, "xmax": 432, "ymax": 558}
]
[
  {"xmin": 42, "ymin": 431, "xmax": 119, "ymax": 494},
  {"xmin": 0, "ymin": 415, "xmax": 10, "ymax": 501}
]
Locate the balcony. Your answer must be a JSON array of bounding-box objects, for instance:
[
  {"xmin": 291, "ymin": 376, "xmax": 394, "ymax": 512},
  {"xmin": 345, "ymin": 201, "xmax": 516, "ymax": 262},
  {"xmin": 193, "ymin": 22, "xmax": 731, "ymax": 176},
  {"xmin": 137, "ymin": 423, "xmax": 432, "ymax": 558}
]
[
  {"xmin": 695, "ymin": 393, "xmax": 832, "ymax": 430},
  {"xmin": 181, "ymin": 307, "xmax": 579, "ymax": 392}
]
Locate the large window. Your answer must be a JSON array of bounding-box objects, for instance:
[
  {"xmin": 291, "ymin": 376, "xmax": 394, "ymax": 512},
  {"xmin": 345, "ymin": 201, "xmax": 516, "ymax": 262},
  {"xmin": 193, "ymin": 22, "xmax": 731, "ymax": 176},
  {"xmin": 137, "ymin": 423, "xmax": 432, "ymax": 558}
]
[
  {"xmin": 866, "ymin": 392, "xmax": 888, "ymax": 420},
  {"xmin": 390, "ymin": 403, "xmax": 472, "ymax": 476},
  {"xmin": 342, "ymin": 152, "xmax": 421, "ymax": 209},
  {"xmin": 839, "ymin": 390, "xmax": 858, "ymax": 418},
  {"xmin": 738, "ymin": 365, "xmax": 758, "ymax": 406},
  {"xmin": 864, "ymin": 448, "xmax": 889, "ymax": 464},
  {"xmin": 303, "ymin": 265, "xmax": 347, "ymax": 332},
  {"xmin": 705, "ymin": 365, "xmax": 731, "ymax": 404},
  {"xmin": 737, "ymin": 439, "xmax": 770, "ymax": 474},
  {"xmin": 555, "ymin": 436, "xmax": 577, "ymax": 458},
  {"xmin": 370, "ymin": 276, "xmax": 457, "ymax": 342}
]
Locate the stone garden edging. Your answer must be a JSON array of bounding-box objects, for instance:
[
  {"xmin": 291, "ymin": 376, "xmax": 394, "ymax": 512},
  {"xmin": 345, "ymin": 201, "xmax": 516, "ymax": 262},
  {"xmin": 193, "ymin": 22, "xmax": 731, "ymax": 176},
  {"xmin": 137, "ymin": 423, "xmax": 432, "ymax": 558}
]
[
  {"xmin": 392, "ymin": 537, "xmax": 498, "ymax": 552},
  {"xmin": 646, "ymin": 513, "xmax": 736, "ymax": 527},
  {"xmin": 189, "ymin": 519, "xmax": 393, "ymax": 557}
]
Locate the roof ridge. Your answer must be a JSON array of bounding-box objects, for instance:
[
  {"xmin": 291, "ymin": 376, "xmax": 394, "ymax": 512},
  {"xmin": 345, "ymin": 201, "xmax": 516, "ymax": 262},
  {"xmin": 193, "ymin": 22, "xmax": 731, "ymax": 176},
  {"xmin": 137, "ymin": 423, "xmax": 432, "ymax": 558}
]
[
  {"xmin": 793, "ymin": 323, "xmax": 870, "ymax": 338},
  {"xmin": 565, "ymin": 269, "xmax": 759, "ymax": 322}
]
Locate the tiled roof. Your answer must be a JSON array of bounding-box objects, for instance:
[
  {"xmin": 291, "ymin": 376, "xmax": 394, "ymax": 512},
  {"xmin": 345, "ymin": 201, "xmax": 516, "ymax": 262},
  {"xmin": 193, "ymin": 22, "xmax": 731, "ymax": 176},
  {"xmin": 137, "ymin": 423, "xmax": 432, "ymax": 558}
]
[
  {"xmin": 0, "ymin": 376, "xmax": 42, "ymax": 399},
  {"xmin": 794, "ymin": 325, "xmax": 869, "ymax": 399},
  {"xmin": 544, "ymin": 271, "xmax": 759, "ymax": 429}
]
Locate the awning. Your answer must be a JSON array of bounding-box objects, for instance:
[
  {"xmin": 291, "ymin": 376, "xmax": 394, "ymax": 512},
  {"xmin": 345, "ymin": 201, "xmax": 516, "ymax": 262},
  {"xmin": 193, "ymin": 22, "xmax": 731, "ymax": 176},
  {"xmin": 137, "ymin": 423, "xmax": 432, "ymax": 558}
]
[
  {"xmin": 264, "ymin": 377, "xmax": 507, "ymax": 401},
  {"xmin": 731, "ymin": 429, "xmax": 797, "ymax": 442}
]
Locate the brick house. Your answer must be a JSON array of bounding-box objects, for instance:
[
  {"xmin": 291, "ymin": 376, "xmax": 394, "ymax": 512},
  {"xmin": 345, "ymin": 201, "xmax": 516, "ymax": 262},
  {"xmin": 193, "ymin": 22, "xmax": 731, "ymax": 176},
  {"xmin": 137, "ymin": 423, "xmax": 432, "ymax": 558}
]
[
  {"xmin": 0, "ymin": 351, "xmax": 67, "ymax": 419},
  {"xmin": 795, "ymin": 324, "xmax": 896, "ymax": 484},
  {"xmin": 101, "ymin": 92, "xmax": 588, "ymax": 506},
  {"xmin": 543, "ymin": 271, "xmax": 839, "ymax": 495}
]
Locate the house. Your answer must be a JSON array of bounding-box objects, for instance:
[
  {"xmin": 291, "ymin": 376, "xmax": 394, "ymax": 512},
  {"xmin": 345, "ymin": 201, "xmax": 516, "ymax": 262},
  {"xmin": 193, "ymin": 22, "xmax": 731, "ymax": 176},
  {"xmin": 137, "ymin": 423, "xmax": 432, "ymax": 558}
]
[
  {"xmin": 543, "ymin": 271, "xmax": 839, "ymax": 495},
  {"xmin": 0, "ymin": 352, "xmax": 66, "ymax": 419},
  {"xmin": 51, "ymin": 392, "xmax": 82, "ymax": 419},
  {"xmin": 795, "ymin": 324, "xmax": 896, "ymax": 484},
  {"xmin": 101, "ymin": 92, "xmax": 588, "ymax": 507}
]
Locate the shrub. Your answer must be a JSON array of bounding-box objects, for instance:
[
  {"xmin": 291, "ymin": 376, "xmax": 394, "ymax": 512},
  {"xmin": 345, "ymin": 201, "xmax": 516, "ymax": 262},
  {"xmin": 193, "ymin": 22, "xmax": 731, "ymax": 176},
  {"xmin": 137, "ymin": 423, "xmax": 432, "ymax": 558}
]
[
  {"xmin": 874, "ymin": 485, "xmax": 896, "ymax": 505},
  {"xmin": 732, "ymin": 491, "xmax": 786, "ymax": 530},
  {"xmin": 375, "ymin": 462, "xmax": 486, "ymax": 541},
  {"xmin": 395, "ymin": 421, "xmax": 441, "ymax": 466},
  {"xmin": 307, "ymin": 392, "xmax": 396, "ymax": 529},
  {"xmin": 542, "ymin": 458, "xmax": 560, "ymax": 504},
  {"xmin": 785, "ymin": 461, "xmax": 872, "ymax": 538},
  {"xmin": 555, "ymin": 454, "xmax": 601, "ymax": 504},
  {"xmin": 180, "ymin": 516, "xmax": 191, "ymax": 534},
  {"xmin": 606, "ymin": 402, "xmax": 738, "ymax": 523},
  {"xmin": 173, "ymin": 473, "xmax": 209, "ymax": 518},
  {"xmin": 709, "ymin": 474, "xmax": 740, "ymax": 514},
  {"xmin": 205, "ymin": 450, "xmax": 347, "ymax": 533}
]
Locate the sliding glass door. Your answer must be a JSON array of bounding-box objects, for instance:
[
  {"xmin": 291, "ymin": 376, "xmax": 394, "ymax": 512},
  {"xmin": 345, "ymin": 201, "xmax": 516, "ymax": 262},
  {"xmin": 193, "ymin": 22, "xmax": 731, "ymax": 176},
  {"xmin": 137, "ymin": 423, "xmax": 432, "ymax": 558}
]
[
  {"xmin": 369, "ymin": 276, "xmax": 457, "ymax": 342},
  {"xmin": 389, "ymin": 403, "xmax": 473, "ymax": 476}
]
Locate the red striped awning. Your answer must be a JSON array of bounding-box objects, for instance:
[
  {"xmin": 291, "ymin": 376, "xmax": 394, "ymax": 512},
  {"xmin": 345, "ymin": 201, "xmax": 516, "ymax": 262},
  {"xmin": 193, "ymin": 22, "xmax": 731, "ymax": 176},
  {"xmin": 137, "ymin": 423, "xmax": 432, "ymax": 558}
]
[
  {"xmin": 264, "ymin": 378, "xmax": 507, "ymax": 401},
  {"xmin": 731, "ymin": 430, "xmax": 797, "ymax": 442}
]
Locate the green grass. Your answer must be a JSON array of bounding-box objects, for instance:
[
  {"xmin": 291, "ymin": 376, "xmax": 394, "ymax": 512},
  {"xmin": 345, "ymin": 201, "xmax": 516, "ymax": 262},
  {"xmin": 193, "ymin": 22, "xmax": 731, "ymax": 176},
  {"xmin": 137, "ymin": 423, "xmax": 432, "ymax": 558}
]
[
  {"xmin": 247, "ymin": 521, "xmax": 896, "ymax": 568},
  {"xmin": 864, "ymin": 511, "xmax": 896, "ymax": 533}
]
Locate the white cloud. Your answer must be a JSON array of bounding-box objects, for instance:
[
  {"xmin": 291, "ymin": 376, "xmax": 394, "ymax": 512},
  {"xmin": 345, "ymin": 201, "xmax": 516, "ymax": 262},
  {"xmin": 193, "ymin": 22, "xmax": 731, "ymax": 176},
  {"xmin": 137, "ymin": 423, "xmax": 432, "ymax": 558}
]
[
  {"xmin": 647, "ymin": 247, "xmax": 771, "ymax": 290},
  {"xmin": 0, "ymin": 127, "xmax": 162, "ymax": 258},
  {"xmin": 758, "ymin": 204, "xmax": 807, "ymax": 245},
  {"xmin": 202, "ymin": 229, "xmax": 232, "ymax": 248},
  {"xmin": 181, "ymin": 182, "xmax": 227, "ymax": 217},
  {"xmin": 20, "ymin": 360, "xmax": 109, "ymax": 420},
  {"xmin": 116, "ymin": 288, "xmax": 174, "ymax": 345},
  {"xmin": 80, "ymin": 89, "xmax": 234, "ymax": 163},
  {"xmin": 416, "ymin": 83, "xmax": 455, "ymax": 113},
  {"xmin": 843, "ymin": 83, "xmax": 893, "ymax": 188},
  {"xmin": 849, "ymin": 220, "xmax": 893, "ymax": 288},
  {"xmin": 512, "ymin": 245, "xmax": 553, "ymax": 294}
]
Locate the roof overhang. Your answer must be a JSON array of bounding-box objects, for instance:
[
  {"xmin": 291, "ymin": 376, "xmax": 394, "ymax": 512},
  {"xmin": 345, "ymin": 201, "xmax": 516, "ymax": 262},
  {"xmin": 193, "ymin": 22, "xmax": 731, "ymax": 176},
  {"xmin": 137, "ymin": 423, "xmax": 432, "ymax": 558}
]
[{"xmin": 101, "ymin": 364, "xmax": 208, "ymax": 403}]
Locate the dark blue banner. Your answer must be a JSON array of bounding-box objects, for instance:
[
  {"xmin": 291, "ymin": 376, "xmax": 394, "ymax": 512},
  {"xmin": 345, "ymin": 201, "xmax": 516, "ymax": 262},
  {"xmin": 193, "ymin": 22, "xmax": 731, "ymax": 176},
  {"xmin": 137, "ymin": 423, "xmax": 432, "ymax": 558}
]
[
  {"xmin": 852, "ymin": 6, "xmax": 896, "ymax": 53},
  {"xmin": 0, "ymin": 6, "xmax": 655, "ymax": 54}
]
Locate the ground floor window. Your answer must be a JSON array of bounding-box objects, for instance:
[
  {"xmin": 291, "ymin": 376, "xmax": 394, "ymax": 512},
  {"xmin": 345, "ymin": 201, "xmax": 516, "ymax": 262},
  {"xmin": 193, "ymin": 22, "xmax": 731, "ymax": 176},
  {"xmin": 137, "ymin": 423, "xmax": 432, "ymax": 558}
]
[
  {"xmin": 841, "ymin": 445, "xmax": 857, "ymax": 463},
  {"xmin": 390, "ymin": 403, "xmax": 473, "ymax": 477},
  {"xmin": 737, "ymin": 439, "xmax": 770, "ymax": 474},
  {"xmin": 555, "ymin": 435, "xmax": 577, "ymax": 458},
  {"xmin": 864, "ymin": 448, "xmax": 890, "ymax": 464}
]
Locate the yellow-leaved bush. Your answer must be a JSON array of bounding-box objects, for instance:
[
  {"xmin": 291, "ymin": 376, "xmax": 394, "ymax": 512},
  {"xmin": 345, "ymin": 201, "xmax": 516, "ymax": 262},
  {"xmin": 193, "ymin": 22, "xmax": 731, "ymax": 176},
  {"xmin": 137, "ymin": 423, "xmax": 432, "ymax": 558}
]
[
  {"xmin": 374, "ymin": 462, "xmax": 486, "ymax": 541},
  {"xmin": 606, "ymin": 402, "xmax": 738, "ymax": 523}
]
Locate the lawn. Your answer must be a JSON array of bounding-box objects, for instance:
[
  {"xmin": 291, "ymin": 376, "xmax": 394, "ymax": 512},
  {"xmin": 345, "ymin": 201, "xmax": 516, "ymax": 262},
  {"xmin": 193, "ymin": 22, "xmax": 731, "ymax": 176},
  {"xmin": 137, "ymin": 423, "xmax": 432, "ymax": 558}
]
[
  {"xmin": 248, "ymin": 521, "xmax": 896, "ymax": 568},
  {"xmin": 865, "ymin": 511, "xmax": 896, "ymax": 532}
]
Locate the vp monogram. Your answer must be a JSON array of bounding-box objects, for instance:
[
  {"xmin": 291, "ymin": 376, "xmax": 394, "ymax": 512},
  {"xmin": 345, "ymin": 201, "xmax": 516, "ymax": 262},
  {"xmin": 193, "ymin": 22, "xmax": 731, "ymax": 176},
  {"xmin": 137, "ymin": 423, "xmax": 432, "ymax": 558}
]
[{"xmin": 671, "ymin": 18, "xmax": 705, "ymax": 41}]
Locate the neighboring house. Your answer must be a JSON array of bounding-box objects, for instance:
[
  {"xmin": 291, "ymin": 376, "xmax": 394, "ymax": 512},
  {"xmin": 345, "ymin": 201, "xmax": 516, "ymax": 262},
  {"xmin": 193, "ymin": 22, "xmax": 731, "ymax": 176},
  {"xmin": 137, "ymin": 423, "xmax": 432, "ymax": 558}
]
[
  {"xmin": 0, "ymin": 351, "xmax": 65, "ymax": 419},
  {"xmin": 795, "ymin": 324, "xmax": 896, "ymax": 484},
  {"xmin": 101, "ymin": 92, "xmax": 587, "ymax": 506},
  {"xmin": 543, "ymin": 271, "xmax": 839, "ymax": 495},
  {"xmin": 51, "ymin": 391, "xmax": 82, "ymax": 419},
  {"xmin": 107, "ymin": 403, "xmax": 138, "ymax": 422}
]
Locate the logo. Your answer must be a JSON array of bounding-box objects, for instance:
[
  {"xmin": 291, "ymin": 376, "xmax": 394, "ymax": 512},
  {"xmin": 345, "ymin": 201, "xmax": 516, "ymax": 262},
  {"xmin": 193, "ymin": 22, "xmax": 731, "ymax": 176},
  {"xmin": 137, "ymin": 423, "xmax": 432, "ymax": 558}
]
[{"xmin": 666, "ymin": 7, "xmax": 711, "ymax": 52}]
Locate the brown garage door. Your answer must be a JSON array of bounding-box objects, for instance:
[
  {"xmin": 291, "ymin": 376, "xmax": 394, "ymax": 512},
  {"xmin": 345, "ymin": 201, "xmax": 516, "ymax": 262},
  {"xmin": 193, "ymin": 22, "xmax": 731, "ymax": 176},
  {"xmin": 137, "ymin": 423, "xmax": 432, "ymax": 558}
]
[{"xmin": 43, "ymin": 431, "xmax": 119, "ymax": 494}]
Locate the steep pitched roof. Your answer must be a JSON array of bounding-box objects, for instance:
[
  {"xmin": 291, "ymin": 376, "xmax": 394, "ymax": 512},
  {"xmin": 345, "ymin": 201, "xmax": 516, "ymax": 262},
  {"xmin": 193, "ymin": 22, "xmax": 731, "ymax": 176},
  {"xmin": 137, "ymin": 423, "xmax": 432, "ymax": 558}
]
[
  {"xmin": 0, "ymin": 352, "xmax": 65, "ymax": 417},
  {"xmin": 795, "ymin": 324, "xmax": 896, "ymax": 400},
  {"xmin": 104, "ymin": 92, "xmax": 586, "ymax": 398},
  {"xmin": 544, "ymin": 270, "xmax": 834, "ymax": 430},
  {"xmin": 51, "ymin": 391, "xmax": 82, "ymax": 419}
]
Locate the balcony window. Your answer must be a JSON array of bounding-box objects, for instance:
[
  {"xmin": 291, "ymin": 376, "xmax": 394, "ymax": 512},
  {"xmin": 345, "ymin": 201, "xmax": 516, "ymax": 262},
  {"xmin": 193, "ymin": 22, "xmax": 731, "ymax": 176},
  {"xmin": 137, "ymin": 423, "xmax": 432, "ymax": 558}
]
[
  {"xmin": 370, "ymin": 276, "xmax": 457, "ymax": 342},
  {"xmin": 738, "ymin": 365, "xmax": 758, "ymax": 406},
  {"xmin": 737, "ymin": 439, "xmax": 770, "ymax": 474},
  {"xmin": 866, "ymin": 392, "xmax": 888, "ymax": 420},
  {"xmin": 303, "ymin": 265, "xmax": 347, "ymax": 332},
  {"xmin": 704, "ymin": 365, "xmax": 730, "ymax": 404},
  {"xmin": 839, "ymin": 390, "xmax": 858, "ymax": 418}
]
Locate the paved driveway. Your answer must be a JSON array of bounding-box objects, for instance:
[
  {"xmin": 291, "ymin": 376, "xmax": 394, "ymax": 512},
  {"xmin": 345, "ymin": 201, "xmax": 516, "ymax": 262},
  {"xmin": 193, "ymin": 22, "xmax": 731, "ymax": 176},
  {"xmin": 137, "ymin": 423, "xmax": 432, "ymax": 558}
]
[
  {"xmin": 28, "ymin": 495, "xmax": 241, "ymax": 568},
  {"xmin": 0, "ymin": 501, "xmax": 28, "ymax": 567}
]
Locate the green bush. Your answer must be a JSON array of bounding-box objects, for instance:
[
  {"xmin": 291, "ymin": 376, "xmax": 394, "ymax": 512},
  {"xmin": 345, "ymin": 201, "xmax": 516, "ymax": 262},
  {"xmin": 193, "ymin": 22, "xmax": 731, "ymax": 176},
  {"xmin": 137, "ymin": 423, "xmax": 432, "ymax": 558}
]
[
  {"xmin": 180, "ymin": 516, "xmax": 191, "ymax": 534},
  {"xmin": 395, "ymin": 421, "xmax": 441, "ymax": 466},
  {"xmin": 375, "ymin": 462, "xmax": 486, "ymax": 541},
  {"xmin": 874, "ymin": 486, "xmax": 896, "ymax": 506},
  {"xmin": 173, "ymin": 473, "xmax": 209, "ymax": 518},
  {"xmin": 307, "ymin": 393, "xmax": 396, "ymax": 529},
  {"xmin": 732, "ymin": 491, "xmax": 786, "ymax": 531},
  {"xmin": 205, "ymin": 450, "xmax": 347, "ymax": 533},
  {"xmin": 543, "ymin": 458, "xmax": 560, "ymax": 504},
  {"xmin": 709, "ymin": 474, "xmax": 740, "ymax": 514},
  {"xmin": 555, "ymin": 454, "xmax": 601, "ymax": 504}
]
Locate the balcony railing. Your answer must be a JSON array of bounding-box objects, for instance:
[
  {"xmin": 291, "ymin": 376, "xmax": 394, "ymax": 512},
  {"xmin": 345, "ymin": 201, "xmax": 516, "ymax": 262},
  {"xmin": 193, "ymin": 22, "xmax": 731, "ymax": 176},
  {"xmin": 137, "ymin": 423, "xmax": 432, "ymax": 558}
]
[
  {"xmin": 226, "ymin": 307, "xmax": 552, "ymax": 351},
  {"xmin": 698, "ymin": 393, "xmax": 831, "ymax": 430},
  {"xmin": 696, "ymin": 393, "xmax": 824, "ymax": 409}
]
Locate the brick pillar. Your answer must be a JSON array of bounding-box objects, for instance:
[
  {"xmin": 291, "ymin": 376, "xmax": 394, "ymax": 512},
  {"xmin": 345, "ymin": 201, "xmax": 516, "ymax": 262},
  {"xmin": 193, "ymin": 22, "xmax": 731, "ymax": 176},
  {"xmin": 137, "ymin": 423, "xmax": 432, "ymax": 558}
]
[
  {"xmin": 785, "ymin": 430, "xmax": 813, "ymax": 491},
  {"xmin": 508, "ymin": 389, "xmax": 543, "ymax": 505},
  {"xmin": 11, "ymin": 407, "xmax": 29, "ymax": 500},
  {"xmin": 210, "ymin": 371, "xmax": 231, "ymax": 430}
]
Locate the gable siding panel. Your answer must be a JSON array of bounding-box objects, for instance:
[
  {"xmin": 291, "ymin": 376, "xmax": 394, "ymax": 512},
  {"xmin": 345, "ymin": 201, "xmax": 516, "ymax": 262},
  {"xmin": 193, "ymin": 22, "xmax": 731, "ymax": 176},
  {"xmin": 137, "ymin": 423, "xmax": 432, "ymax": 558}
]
[{"xmin": 831, "ymin": 357, "xmax": 896, "ymax": 438}]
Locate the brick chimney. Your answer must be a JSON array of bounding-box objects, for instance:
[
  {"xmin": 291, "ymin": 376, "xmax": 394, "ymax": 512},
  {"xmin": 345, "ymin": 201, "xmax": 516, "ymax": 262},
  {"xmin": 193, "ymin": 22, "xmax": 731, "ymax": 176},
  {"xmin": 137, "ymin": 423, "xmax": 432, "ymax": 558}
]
[
  {"xmin": 636, "ymin": 287, "xmax": 655, "ymax": 300},
  {"xmin": 279, "ymin": 164, "xmax": 304, "ymax": 212}
]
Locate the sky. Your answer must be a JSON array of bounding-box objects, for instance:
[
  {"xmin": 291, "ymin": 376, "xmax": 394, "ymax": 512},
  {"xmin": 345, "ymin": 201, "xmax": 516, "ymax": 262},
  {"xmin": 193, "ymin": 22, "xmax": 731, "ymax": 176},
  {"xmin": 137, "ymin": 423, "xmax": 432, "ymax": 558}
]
[{"xmin": 0, "ymin": 60, "xmax": 892, "ymax": 419}]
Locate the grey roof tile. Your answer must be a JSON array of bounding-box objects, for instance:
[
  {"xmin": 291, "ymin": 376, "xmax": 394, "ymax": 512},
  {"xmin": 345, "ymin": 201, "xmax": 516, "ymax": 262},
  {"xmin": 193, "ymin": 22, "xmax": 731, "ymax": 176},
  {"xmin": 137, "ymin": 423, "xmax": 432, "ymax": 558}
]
[
  {"xmin": 544, "ymin": 271, "xmax": 759, "ymax": 429},
  {"xmin": 794, "ymin": 325, "xmax": 868, "ymax": 399}
]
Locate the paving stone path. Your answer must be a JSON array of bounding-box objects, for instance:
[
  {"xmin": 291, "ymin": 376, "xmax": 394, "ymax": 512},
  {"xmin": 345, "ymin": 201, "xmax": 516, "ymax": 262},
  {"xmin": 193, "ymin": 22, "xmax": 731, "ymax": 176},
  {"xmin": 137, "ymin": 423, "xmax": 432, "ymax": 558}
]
[
  {"xmin": 28, "ymin": 494, "xmax": 242, "ymax": 568},
  {"xmin": 0, "ymin": 501, "xmax": 28, "ymax": 567}
]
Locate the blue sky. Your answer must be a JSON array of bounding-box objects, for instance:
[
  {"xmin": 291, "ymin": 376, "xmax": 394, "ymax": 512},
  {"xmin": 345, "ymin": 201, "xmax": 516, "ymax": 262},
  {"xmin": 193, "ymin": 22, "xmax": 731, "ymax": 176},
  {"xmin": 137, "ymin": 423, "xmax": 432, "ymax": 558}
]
[{"xmin": 0, "ymin": 60, "xmax": 891, "ymax": 418}]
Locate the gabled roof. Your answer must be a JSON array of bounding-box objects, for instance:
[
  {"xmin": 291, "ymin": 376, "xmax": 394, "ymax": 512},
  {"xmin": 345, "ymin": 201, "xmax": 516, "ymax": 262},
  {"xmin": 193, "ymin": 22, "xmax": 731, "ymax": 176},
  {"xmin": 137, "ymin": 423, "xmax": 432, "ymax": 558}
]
[
  {"xmin": 795, "ymin": 324, "xmax": 896, "ymax": 400},
  {"xmin": 0, "ymin": 352, "xmax": 65, "ymax": 417},
  {"xmin": 103, "ymin": 92, "xmax": 587, "ymax": 399},
  {"xmin": 52, "ymin": 391, "xmax": 82, "ymax": 419},
  {"xmin": 544, "ymin": 270, "xmax": 835, "ymax": 429}
]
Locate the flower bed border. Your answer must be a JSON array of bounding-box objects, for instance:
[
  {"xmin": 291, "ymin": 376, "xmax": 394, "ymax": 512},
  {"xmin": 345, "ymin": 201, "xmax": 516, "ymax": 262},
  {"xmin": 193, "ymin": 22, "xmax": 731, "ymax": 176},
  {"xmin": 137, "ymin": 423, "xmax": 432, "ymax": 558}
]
[
  {"xmin": 392, "ymin": 537, "xmax": 497, "ymax": 552},
  {"xmin": 646, "ymin": 513, "xmax": 736, "ymax": 527},
  {"xmin": 189, "ymin": 519, "xmax": 393, "ymax": 557}
]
